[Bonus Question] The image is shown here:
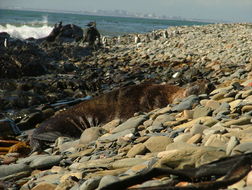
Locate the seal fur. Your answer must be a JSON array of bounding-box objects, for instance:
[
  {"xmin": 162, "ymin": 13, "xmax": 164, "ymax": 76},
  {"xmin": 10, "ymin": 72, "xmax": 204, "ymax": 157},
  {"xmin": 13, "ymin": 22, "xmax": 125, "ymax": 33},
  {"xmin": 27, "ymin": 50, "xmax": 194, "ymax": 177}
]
[{"xmin": 30, "ymin": 80, "xmax": 214, "ymax": 152}]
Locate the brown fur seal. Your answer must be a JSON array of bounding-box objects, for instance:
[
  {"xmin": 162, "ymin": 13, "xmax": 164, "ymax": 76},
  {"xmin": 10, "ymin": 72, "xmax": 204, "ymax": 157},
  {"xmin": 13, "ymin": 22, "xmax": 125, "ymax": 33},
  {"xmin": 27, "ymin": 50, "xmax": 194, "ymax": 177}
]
[{"xmin": 30, "ymin": 80, "xmax": 214, "ymax": 152}]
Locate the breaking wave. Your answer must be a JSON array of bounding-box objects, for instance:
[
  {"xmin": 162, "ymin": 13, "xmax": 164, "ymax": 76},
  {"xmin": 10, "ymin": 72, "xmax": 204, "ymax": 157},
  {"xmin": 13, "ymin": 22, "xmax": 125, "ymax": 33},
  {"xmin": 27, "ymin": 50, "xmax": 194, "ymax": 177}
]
[{"xmin": 0, "ymin": 16, "xmax": 53, "ymax": 39}]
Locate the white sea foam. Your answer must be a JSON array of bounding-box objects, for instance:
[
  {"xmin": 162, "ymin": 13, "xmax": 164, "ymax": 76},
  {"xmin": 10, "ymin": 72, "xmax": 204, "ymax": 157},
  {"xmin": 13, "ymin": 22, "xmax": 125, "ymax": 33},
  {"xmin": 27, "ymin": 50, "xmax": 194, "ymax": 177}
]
[{"xmin": 0, "ymin": 23, "xmax": 53, "ymax": 40}]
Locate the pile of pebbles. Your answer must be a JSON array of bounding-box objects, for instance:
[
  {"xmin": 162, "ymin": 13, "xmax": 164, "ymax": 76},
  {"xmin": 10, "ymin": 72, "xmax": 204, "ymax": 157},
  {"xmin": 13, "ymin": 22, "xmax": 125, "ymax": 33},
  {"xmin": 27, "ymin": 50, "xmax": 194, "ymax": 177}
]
[
  {"xmin": 0, "ymin": 23, "xmax": 252, "ymax": 189},
  {"xmin": 1, "ymin": 76, "xmax": 252, "ymax": 190}
]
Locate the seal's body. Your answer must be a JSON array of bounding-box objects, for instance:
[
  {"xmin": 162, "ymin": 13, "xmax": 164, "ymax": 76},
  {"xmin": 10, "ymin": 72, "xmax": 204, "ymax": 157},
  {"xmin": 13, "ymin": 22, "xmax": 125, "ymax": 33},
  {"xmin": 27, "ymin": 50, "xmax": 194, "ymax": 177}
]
[{"xmin": 30, "ymin": 80, "xmax": 214, "ymax": 152}]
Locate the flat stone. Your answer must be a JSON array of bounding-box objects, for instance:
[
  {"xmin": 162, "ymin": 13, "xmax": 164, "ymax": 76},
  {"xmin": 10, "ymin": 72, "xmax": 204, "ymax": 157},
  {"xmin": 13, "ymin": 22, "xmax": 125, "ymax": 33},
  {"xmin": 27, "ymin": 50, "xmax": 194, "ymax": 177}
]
[
  {"xmin": 112, "ymin": 158, "xmax": 146, "ymax": 169},
  {"xmin": 211, "ymin": 92, "xmax": 225, "ymax": 100},
  {"xmin": 71, "ymin": 157, "xmax": 115, "ymax": 170},
  {"xmin": 203, "ymin": 117, "xmax": 218, "ymax": 127},
  {"xmin": 203, "ymin": 122, "xmax": 227, "ymax": 136},
  {"xmin": 31, "ymin": 183, "xmax": 57, "ymax": 190},
  {"xmin": 98, "ymin": 128, "xmax": 135, "ymax": 142},
  {"xmin": 232, "ymin": 142, "xmax": 252, "ymax": 155},
  {"xmin": 144, "ymin": 136, "xmax": 173, "ymax": 152},
  {"xmin": 97, "ymin": 175, "xmax": 120, "ymax": 189},
  {"xmin": 190, "ymin": 124, "xmax": 209, "ymax": 135},
  {"xmin": 88, "ymin": 168, "xmax": 128, "ymax": 178},
  {"xmin": 205, "ymin": 100, "xmax": 221, "ymax": 110},
  {"xmin": 173, "ymin": 133, "xmax": 193, "ymax": 143},
  {"xmin": 102, "ymin": 119, "xmax": 121, "ymax": 132},
  {"xmin": 29, "ymin": 155, "xmax": 62, "ymax": 169},
  {"xmin": 78, "ymin": 177, "xmax": 100, "ymax": 190},
  {"xmin": 217, "ymin": 97, "xmax": 234, "ymax": 103},
  {"xmin": 124, "ymin": 158, "xmax": 157, "ymax": 176},
  {"xmin": 183, "ymin": 110, "xmax": 194, "ymax": 119},
  {"xmin": 166, "ymin": 142, "xmax": 197, "ymax": 151},
  {"xmin": 58, "ymin": 140, "xmax": 79, "ymax": 152},
  {"xmin": 203, "ymin": 134, "xmax": 229, "ymax": 149},
  {"xmin": 60, "ymin": 172, "xmax": 83, "ymax": 183},
  {"xmin": 152, "ymin": 114, "xmax": 175, "ymax": 127},
  {"xmin": 223, "ymin": 117, "xmax": 251, "ymax": 127},
  {"xmin": 229, "ymin": 99, "xmax": 243, "ymax": 112},
  {"xmin": 210, "ymin": 87, "xmax": 232, "ymax": 96},
  {"xmin": 171, "ymin": 95, "xmax": 199, "ymax": 112},
  {"xmin": 79, "ymin": 127, "xmax": 105, "ymax": 145},
  {"xmin": 143, "ymin": 119, "xmax": 153, "ymax": 128},
  {"xmin": 186, "ymin": 134, "xmax": 202, "ymax": 144},
  {"xmin": 173, "ymin": 116, "xmax": 213, "ymax": 130},
  {"xmin": 0, "ymin": 163, "xmax": 31, "ymax": 179},
  {"xmin": 193, "ymin": 106, "xmax": 212, "ymax": 119},
  {"xmin": 157, "ymin": 146, "xmax": 226, "ymax": 169},
  {"xmin": 242, "ymin": 105, "xmax": 252, "ymax": 113},
  {"xmin": 68, "ymin": 148, "xmax": 94, "ymax": 159},
  {"xmin": 241, "ymin": 89, "xmax": 252, "ymax": 98},
  {"xmin": 126, "ymin": 143, "xmax": 147, "ymax": 157},
  {"xmin": 111, "ymin": 115, "xmax": 147, "ymax": 133},
  {"xmin": 226, "ymin": 136, "xmax": 239, "ymax": 155},
  {"xmin": 212, "ymin": 102, "xmax": 230, "ymax": 117}
]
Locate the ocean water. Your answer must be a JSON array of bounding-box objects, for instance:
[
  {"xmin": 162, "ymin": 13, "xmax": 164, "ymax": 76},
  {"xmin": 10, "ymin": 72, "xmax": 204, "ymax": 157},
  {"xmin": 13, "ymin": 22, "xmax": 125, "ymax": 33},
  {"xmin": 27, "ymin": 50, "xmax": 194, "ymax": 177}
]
[{"xmin": 0, "ymin": 9, "xmax": 210, "ymax": 40}]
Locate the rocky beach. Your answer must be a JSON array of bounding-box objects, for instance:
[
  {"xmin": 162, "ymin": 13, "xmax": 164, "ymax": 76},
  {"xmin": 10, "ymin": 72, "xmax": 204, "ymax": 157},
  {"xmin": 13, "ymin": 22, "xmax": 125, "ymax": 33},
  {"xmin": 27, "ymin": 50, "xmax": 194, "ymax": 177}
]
[{"xmin": 0, "ymin": 23, "xmax": 252, "ymax": 189}]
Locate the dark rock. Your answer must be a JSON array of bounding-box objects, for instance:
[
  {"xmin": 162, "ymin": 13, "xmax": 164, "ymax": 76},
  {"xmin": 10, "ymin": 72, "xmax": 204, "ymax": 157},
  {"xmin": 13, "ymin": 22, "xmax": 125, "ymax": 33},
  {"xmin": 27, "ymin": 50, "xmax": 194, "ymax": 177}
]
[
  {"xmin": 17, "ymin": 112, "xmax": 44, "ymax": 130},
  {"xmin": 64, "ymin": 62, "xmax": 77, "ymax": 72},
  {"xmin": 0, "ymin": 118, "xmax": 21, "ymax": 139},
  {"xmin": 21, "ymin": 62, "xmax": 47, "ymax": 76}
]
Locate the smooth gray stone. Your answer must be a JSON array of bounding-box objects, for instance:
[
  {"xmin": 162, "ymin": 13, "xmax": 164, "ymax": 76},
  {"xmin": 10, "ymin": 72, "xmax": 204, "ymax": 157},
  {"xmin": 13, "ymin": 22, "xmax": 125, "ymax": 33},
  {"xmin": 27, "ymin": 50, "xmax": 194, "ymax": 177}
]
[
  {"xmin": 17, "ymin": 155, "xmax": 48, "ymax": 164},
  {"xmin": 79, "ymin": 178, "xmax": 101, "ymax": 190},
  {"xmin": 29, "ymin": 155, "xmax": 62, "ymax": 169},
  {"xmin": 226, "ymin": 136, "xmax": 239, "ymax": 155},
  {"xmin": 111, "ymin": 115, "xmax": 147, "ymax": 133},
  {"xmin": 0, "ymin": 163, "xmax": 31, "ymax": 179},
  {"xmin": 171, "ymin": 95, "xmax": 199, "ymax": 112},
  {"xmin": 97, "ymin": 175, "xmax": 120, "ymax": 189},
  {"xmin": 98, "ymin": 128, "xmax": 135, "ymax": 142},
  {"xmin": 232, "ymin": 142, "xmax": 252, "ymax": 155}
]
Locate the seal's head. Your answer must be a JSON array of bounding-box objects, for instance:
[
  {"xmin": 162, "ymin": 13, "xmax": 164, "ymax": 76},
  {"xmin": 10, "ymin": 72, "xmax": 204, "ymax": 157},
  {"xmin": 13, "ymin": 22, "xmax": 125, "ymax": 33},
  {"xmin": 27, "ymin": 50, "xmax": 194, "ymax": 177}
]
[{"xmin": 184, "ymin": 79, "xmax": 215, "ymax": 97}]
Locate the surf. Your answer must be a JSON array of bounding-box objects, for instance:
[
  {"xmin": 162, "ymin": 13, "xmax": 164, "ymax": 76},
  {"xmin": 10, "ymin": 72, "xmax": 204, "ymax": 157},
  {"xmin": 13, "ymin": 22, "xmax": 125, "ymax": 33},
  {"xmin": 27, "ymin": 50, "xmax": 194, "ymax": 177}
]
[{"xmin": 0, "ymin": 16, "xmax": 53, "ymax": 40}]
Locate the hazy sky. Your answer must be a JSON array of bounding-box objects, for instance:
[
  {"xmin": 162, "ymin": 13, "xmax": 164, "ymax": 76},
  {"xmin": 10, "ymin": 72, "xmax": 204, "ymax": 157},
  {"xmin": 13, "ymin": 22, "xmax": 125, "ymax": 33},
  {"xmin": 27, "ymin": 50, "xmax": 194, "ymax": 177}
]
[{"xmin": 1, "ymin": 0, "xmax": 252, "ymax": 22}]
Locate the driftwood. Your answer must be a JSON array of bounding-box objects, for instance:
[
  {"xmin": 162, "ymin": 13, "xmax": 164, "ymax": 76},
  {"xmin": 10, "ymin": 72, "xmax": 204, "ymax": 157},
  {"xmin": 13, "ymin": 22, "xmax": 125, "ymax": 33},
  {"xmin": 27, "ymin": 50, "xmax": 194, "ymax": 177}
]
[{"xmin": 101, "ymin": 153, "xmax": 252, "ymax": 190}]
